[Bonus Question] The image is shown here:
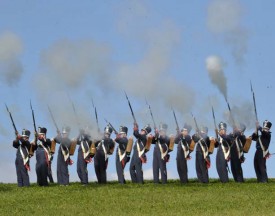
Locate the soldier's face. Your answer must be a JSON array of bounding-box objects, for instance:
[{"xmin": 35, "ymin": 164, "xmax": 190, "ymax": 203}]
[
  {"xmin": 38, "ymin": 134, "xmax": 45, "ymax": 139},
  {"xmin": 22, "ymin": 136, "xmax": 29, "ymax": 141},
  {"xmin": 182, "ymin": 129, "xmax": 188, "ymax": 136},
  {"xmin": 219, "ymin": 129, "xmax": 226, "ymax": 135}
]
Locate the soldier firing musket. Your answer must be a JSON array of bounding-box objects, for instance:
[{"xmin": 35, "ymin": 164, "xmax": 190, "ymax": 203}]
[
  {"xmin": 249, "ymin": 81, "xmax": 272, "ymax": 183},
  {"xmin": 211, "ymin": 105, "xmax": 232, "ymax": 183},
  {"xmin": 6, "ymin": 103, "xmax": 32, "ymax": 187},
  {"xmin": 29, "ymin": 101, "xmax": 53, "ymax": 186},
  {"xmin": 173, "ymin": 111, "xmax": 192, "ymax": 183},
  {"xmin": 191, "ymin": 113, "xmax": 212, "ymax": 183}
]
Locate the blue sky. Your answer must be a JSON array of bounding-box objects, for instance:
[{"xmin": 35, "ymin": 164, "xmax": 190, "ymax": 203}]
[{"xmin": 0, "ymin": 0, "xmax": 275, "ymax": 183}]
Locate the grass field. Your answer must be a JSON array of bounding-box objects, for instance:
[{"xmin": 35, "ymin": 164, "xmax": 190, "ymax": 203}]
[{"xmin": 1, "ymin": 179, "xmax": 275, "ymax": 216}]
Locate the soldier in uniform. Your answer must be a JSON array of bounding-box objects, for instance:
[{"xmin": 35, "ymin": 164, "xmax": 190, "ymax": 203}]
[
  {"xmin": 151, "ymin": 123, "xmax": 170, "ymax": 184},
  {"xmin": 130, "ymin": 123, "xmax": 151, "ymax": 184},
  {"xmin": 76, "ymin": 127, "xmax": 93, "ymax": 186},
  {"xmin": 215, "ymin": 122, "xmax": 232, "ymax": 183},
  {"xmin": 33, "ymin": 127, "xmax": 52, "ymax": 186},
  {"xmin": 115, "ymin": 126, "xmax": 129, "ymax": 184},
  {"xmin": 252, "ymin": 120, "xmax": 272, "ymax": 183},
  {"xmin": 94, "ymin": 125, "xmax": 115, "ymax": 184},
  {"xmin": 13, "ymin": 129, "xmax": 31, "ymax": 187},
  {"xmin": 192, "ymin": 126, "xmax": 211, "ymax": 183},
  {"xmin": 230, "ymin": 123, "xmax": 246, "ymax": 183},
  {"xmin": 54, "ymin": 126, "xmax": 72, "ymax": 186},
  {"xmin": 174, "ymin": 123, "xmax": 192, "ymax": 183}
]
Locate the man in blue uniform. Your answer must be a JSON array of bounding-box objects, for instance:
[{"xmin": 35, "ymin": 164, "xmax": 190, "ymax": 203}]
[
  {"xmin": 130, "ymin": 124, "xmax": 151, "ymax": 184},
  {"xmin": 230, "ymin": 123, "xmax": 246, "ymax": 183},
  {"xmin": 174, "ymin": 123, "xmax": 192, "ymax": 183},
  {"xmin": 115, "ymin": 126, "xmax": 129, "ymax": 184},
  {"xmin": 252, "ymin": 120, "xmax": 272, "ymax": 183},
  {"xmin": 13, "ymin": 129, "xmax": 31, "ymax": 187},
  {"xmin": 33, "ymin": 127, "xmax": 52, "ymax": 186},
  {"xmin": 94, "ymin": 125, "xmax": 115, "ymax": 184},
  {"xmin": 192, "ymin": 126, "xmax": 211, "ymax": 183},
  {"xmin": 54, "ymin": 126, "xmax": 72, "ymax": 186},
  {"xmin": 76, "ymin": 127, "xmax": 93, "ymax": 186},
  {"xmin": 152, "ymin": 123, "xmax": 171, "ymax": 184},
  {"xmin": 215, "ymin": 122, "xmax": 232, "ymax": 183}
]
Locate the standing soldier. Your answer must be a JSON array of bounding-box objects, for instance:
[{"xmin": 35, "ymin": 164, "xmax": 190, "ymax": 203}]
[
  {"xmin": 115, "ymin": 126, "xmax": 129, "ymax": 184},
  {"xmin": 230, "ymin": 123, "xmax": 247, "ymax": 183},
  {"xmin": 252, "ymin": 120, "xmax": 272, "ymax": 183},
  {"xmin": 192, "ymin": 126, "xmax": 211, "ymax": 183},
  {"xmin": 54, "ymin": 126, "xmax": 72, "ymax": 186},
  {"xmin": 94, "ymin": 125, "xmax": 115, "ymax": 184},
  {"xmin": 130, "ymin": 123, "xmax": 152, "ymax": 184},
  {"xmin": 13, "ymin": 129, "xmax": 32, "ymax": 187},
  {"xmin": 215, "ymin": 122, "xmax": 232, "ymax": 183},
  {"xmin": 151, "ymin": 123, "xmax": 170, "ymax": 184},
  {"xmin": 33, "ymin": 127, "xmax": 52, "ymax": 186},
  {"xmin": 76, "ymin": 127, "xmax": 93, "ymax": 186},
  {"xmin": 174, "ymin": 123, "xmax": 192, "ymax": 183}
]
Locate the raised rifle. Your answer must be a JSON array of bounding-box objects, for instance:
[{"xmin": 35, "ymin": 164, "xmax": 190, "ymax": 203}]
[
  {"xmin": 146, "ymin": 98, "xmax": 157, "ymax": 130},
  {"xmin": 250, "ymin": 80, "xmax": 258, "ymax": 122},
  {"xmin": 124, "ymin": 91, "xmax": 137, "ymax": 124},
  {"xmin": 47, "ymin": 105, "xmax": 60, "ymax": 133},
  {"xmin": 30, "ymin": 100, "xmax": 37, "ymax": 134},
  {"xmin": 92, "ymin": 98, "xmax": 100, "ymax": 133},
  {"xmin": 250, "ymin": 81, "xmax": 259, "ymax": 135},
  {"xmin": 225, "ymin": 99, "xmax": 236, "ymax": 128},
  {"xmin": 172, "ymin": 108, "xmax": 179, "ymax": 132},
  {"xmin": 191, "ymin": 112, "xmax": 200, "ymax": 135},
  {"xmin": 211, "ymin": 106, "xmax": 218, "ymax": 139},
  {"xmin": 5, "ymin": 103, "xmax": 18, "ymax": 135},
  {"xmin": 67, "ymin": 94, "xmax": 81, "ymax": 128}
]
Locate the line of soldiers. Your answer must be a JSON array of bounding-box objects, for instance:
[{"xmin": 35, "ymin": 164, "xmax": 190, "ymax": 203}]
[{"xmin": 12, "ymin": 119, "xmax": 272, "ymax": 187}]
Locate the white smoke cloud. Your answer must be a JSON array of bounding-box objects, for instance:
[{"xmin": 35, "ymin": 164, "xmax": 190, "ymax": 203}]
[
  {"xmin": 207, "ymin": 0, "xmax": 248, "ymax": 65},
  {"xmin": 206, "ymin": 55, "xmax": 228, "ymax": 100},
  {"xmin": 0, "ymin": 31, "xmax": 24, "ymax": 85}
]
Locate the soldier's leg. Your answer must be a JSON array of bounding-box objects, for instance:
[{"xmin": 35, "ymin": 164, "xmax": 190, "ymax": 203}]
[
  {"xmin": 196, "ymin": 153, "xmax": 203, "ymax": 183},
  {"xmin": 160, "ymin": 159, "xmax": 167, "ymax": 184},
  {"xmin": 94, "ymin": 154, "xmax": 101, "ymax": 183},
  {"xmin": 259, "ymin": 157, "xmax": 268, "ymax": 183},
  {"xmin": 153, "ymin": 151, "xmax": 160, "ymax": 183},
  {"xmin": 116, "ymin": 156, "xmax": 124, "ymax": 184},
  {"xmin": 136, "ymin": 159, "xmax": 144, "ymax": 184},
  {"xmin": 77, "ymin": 152, "xmax": 83, "ymax": 183},
  {"xmin": 254, "ymin": 151, "xmax": 261, "ymax": 182},
  {"xmin": 15, "ymin": 159, "xmax": 23, "ymax": 187},
  {"xmin": 129, "ymin": 158, "xmax": 137, "ymax": 183},
  {"xmin": 20, "ymin": 164, "xmax": 30, "ymax": 187}
]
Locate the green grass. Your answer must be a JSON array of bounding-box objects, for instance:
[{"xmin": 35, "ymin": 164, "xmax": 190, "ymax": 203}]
[{"xmin": 1, "ymin": 179, "xmax": 275, "ymax": 216}]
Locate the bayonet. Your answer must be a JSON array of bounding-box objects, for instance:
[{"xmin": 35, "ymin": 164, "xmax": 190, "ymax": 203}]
[
  {"xmin": 5, "ymin": 103, "xmax": 18, "ymax": 134},
  {"xmin": 124, "ymin": 91, "xmax": 137, "ymax": 124},
  {"xmin": 145, "ymin": 98, "xmax": 157, "ymax": 130},
  {"xmin": 47, "ymin": 105, "xmax": 60, "ymax": 133}
]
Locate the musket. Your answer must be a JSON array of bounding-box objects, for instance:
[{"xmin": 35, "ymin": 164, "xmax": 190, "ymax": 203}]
[
  {"xmin": 191, "ymin": 112, "xmax": 200, "ymax": 135},
  {"xmin": 146, "ymin": 98, "xmax": 157, "ymax": 130},
  {"xmin": 225, "ymin": 99, "xmax": 236, "ymax": 128},
  {"xmin": 5, "ymin": 103, "xmax": 18, "ymax": 134},
  {"xmin": 67, "ymin": 94, "xmax": 81, "ymax": 128},
  {"xmin": 47, "ymin": 105, "xmax": 60, "ymax": 133},
  {"xmin": 92, "ymin": 98, "xmax": 100, "ymax": 132},
  {"xmin": 104, "ymin": 118, "xmax": 118, "ymax": 135},
  {"xmin": 30, "ymin": 100, "xmax": 37, "ymax": 134},
  {"xmin": 172, "ymin": 108, "xmax": 179, "ymax": 132},
  {"xmin": 250, "ymin": 81, "xmax": 258, "ymax": 122},
  {"xmin": 124, "ymin": 91, "xmax": 137, "ymax": 124},
  {"xmin": 211, "ymin": 106, "xmax": 218, "ymax": 139}
]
